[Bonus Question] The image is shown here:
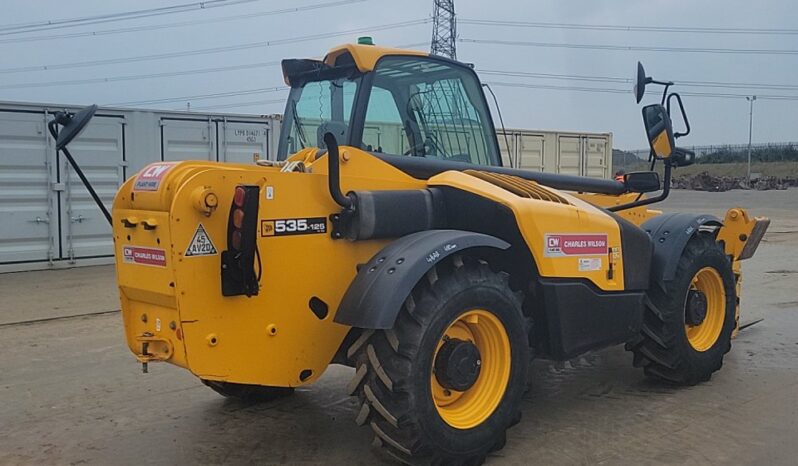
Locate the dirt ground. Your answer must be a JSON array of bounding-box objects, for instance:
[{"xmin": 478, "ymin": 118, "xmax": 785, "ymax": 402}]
[{"xmin": 1, "ymin": 189, "xmax": 796, "ymax": 465}]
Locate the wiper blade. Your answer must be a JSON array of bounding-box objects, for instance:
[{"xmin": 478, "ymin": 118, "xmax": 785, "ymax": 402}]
[{"xmin": 290, "ymin": 99, "xmax": 309, "ymax": 149}]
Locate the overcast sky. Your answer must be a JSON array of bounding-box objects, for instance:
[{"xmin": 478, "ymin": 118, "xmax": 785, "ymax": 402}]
[{"xmin": 2, "ymin": 0, "xmax": 796, "ymax": 149}]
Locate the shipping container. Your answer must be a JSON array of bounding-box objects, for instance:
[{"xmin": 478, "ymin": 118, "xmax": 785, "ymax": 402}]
[
  {"xmin": 1, "ymin": 101, "xmax": 613, "ymax": 273},
  {"xmin": 0, "ymin": 101, "xmax": 281, "ymax": 273},
  {"xmin": 497, "ymin": 129, "xmax": 613, "ymax": 180}
]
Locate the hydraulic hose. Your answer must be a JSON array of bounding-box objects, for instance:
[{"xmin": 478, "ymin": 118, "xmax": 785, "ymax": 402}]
[{"xmin": 323, "ymin": 132, "xmax": 353, "ymax": 209}]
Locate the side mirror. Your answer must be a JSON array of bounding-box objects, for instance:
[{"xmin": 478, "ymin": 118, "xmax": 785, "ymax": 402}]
[
  {"xmin": 53, "ymin": 104, "xmax": 97, "ymax": 151},
  {"xmin": 670, "ymin": 147, "xmax": 696, "ymax": 167},
  {"xmin": 642, "ymin": 104, "xmax": 675, "ymax": 159},
  {"xmin": 624, "ymin": 171, "xmax": 661, "ymax": 193},
  {"xmin": 634, "ymin": 62, "xmax": 651, "ymax": 104}
]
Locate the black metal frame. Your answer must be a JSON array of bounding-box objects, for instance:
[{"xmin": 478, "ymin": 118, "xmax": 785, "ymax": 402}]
[{"xmin": 47, "ymin": 118, "xmax": 113, "ymax": 225}]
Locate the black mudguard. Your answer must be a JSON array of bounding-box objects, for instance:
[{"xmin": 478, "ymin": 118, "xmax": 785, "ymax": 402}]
[
  {"xmin": 334, "ymin": 229, "xmax": 510, "ymax": 329},
  {"xmin": 642, "ymin": 213, "xmax": 722, "ymax": 288}
]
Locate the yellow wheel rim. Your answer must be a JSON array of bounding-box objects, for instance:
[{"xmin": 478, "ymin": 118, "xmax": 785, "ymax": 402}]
[
  {"xmin": 431, "ymin": 309, "xmax": 511, "ymax": 430},
  {"xmin": 685, "ymin": 267, "xmax": 726, "ymax": 352}
]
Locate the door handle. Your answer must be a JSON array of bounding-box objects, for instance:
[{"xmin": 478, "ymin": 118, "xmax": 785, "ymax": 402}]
[
  {"xmin": 71, "ymin": 214, "xmax": 88, "ymax": 223},
  {"xmin": 29, "ymin": 216, "xmax": 50, "ymax": 224}
]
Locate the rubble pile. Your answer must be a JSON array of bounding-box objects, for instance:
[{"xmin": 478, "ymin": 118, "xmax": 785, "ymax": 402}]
[{"xmin": 672, "ymin": 172, "xmax": 798, "ymax": 192}]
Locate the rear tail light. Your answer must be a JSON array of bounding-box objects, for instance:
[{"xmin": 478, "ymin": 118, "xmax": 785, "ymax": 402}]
[
  {"xmin": 221, "ymin": 184, "xmax": 260, "ymax": 297},
  {"xmin": 233, "ymin": 186, "xmax": 246, "ymax": 207},
  {"xmin": 232, "ymin": 208, "xmax": 245, "ymax": 229}
]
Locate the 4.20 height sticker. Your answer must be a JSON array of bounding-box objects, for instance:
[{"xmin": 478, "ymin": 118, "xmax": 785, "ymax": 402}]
[
  {"xmin": 544, "ymin": 233, "xmax": 608, "ymax": 257},
  {"xmin": 260, "ymin": 217, "xmax": 327, "ymax": 237}
]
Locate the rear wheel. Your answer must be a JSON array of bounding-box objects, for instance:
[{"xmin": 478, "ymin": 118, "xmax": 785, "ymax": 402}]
[
  {"xmin": 201, "ymin": 380, "xmax": 294, "ymax": 402},
  {"xmin": 629, "ymin": 233, "xmax": 736, "ymax": 385},
  {"xmin": 347, "ymin": 257, "xmax": 528, "ymax": 465}
]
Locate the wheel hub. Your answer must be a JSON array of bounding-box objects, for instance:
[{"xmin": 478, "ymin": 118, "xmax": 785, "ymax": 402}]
[
  {"xmin": 686, "ymin": 289, "xmax": 708, "ymax": 326},
  {"xmin": 434, "ymin": 338, "xmax": 482, "ymax": 391}
]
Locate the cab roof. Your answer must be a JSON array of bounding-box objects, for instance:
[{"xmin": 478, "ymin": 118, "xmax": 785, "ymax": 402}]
[
  {"xmin": 281, "ymin": 43, "xmax": 428, "ymax": 85},
  {"xmin": 324, "ymin": 43, "xmax": 428, "ymax": 72}
]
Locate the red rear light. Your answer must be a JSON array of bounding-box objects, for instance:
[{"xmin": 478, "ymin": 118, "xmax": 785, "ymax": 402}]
[
  {"xmin": 234, "ymin": 186, "xmax": 246, "ymax": 207},
  {"xmin": 223, "ymin": 184, "xmax": 260, "ymax": 297},
  {"xmin": 232, "ymin": 208, "xmax": 244, "ymax": 229}
]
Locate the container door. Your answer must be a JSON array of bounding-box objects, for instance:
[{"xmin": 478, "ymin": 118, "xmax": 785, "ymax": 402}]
[
  {"xmin": 0, "ymin": 111, "xmax": 58, "ymax": 264},
  {"xmin": 219, "ymin": 120, "xmax": 271, "ymax": 164},
  {"xmin": 161, "ymin": 119, "xmax": 216, "ymax": 161},
  {"xmin": 496, "ymin": 131, "xmax": 516, "ymax": 168},
  {"xmin": 59, "ymin": 116, "xmax": 124, "ymax": 260},
  {"xmin": 584, "ymin": 136, "xmax": 608, "ymax": 179},
  {"xmin": 517, "ymin": 133, "xmax": 544, "ymax": 172},
  {"xmin": 362, "ymin": 125, "xmax": 384, "ymax": 152},
  {"xmin": 557, "ymin": 135, "xmax": 582, "ymax": 175}
]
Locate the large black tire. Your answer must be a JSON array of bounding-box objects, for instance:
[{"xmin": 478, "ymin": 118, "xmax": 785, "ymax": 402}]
[
  {"xmin": 201, "ymin": 380, "xmax": 294, "ymax": 402},
  {"xmin": 347, "ymin": 257, "xmax": 529, "ymax": 465},
  {"xmin": 628, "ymin": 233, "xmax": 736, "ymax": 385}
]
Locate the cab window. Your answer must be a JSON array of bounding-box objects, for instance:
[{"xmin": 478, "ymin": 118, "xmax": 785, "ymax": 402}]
[{"xmin": 361, "ymin": 56, "xmax": 500, "ymax": 166}]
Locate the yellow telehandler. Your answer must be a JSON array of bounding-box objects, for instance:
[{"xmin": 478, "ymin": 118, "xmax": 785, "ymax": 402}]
[{"xmin": 51, "ymin": 39, "xmax": 769, "ymax": 464}]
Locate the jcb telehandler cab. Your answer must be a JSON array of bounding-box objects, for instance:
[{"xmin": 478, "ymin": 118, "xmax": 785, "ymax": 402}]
[{"xmin": 53, "ymin": 41, "xmax": 769, "ymax": 465}]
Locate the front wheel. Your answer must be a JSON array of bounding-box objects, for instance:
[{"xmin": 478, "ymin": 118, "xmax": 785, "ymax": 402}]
[
  {"xmin": 628, "ymin": 233, "xmax": 736, "ymax": 385},
  {"xmin": 348, "ymin": 257, "xmax": 529, "ymax": 465}
]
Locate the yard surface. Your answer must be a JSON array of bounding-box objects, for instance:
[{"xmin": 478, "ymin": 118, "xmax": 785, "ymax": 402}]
[{"xmin": 1, "ymin": 189, "xmax": 797, "ymax": 465}]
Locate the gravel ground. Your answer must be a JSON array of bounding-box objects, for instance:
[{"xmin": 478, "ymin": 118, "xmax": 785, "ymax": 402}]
[{"xmin": 1, "ymin": 189, "xmax": 796, "ymax": 465}]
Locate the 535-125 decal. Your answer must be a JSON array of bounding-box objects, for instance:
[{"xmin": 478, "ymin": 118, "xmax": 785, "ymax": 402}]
[{"xmin": 261, "ymin": 217, "xmax": 327, "ymax": 237}]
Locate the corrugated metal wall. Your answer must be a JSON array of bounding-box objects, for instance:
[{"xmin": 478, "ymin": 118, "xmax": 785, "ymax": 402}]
[
  {"xmin": 1, "ymin": 101, "xmax": 613, "ymax": 273},
  {"xmin": 0, "ymin": 102, "xmax": 280, "ymax": 272},
  {"xmin": 498, "ymin": 129, "xmax": 613, "ymax": 179}
]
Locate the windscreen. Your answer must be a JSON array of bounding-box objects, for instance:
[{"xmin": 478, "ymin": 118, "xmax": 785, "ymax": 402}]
[
  {"xmin": 363, "ymin": 56, "xmax": 500, "ymax": 166},
  {"xmin": 282, "ymin": 73, "xmax": 361, "ymax": 155}
]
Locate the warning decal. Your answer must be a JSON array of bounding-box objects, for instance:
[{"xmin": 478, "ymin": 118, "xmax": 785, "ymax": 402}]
[
  {"xmin": 185, "ymin": 224, "xmax": 218, "ymax": 257},
  {"xmin": 578, "ymin": 257, "xmax": 603, "ymax": 272},
  {"xmin": 122, "ymin": 246, "xmax": 167, "ymax": 267},
  {"xmin": 133, "ymin": 162, "xmax": 177, "ymax": 191},
  {"xmin": 545, "ymin": 234, "xmax": 608, "ymax": 257}
]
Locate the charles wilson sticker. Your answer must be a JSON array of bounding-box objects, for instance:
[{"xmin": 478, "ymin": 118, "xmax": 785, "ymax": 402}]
[{"xmin": 545, "ymin": 234, "xmax": 608, "ymax": 257}]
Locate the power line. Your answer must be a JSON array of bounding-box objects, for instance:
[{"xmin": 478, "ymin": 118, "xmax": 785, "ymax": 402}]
[
  {"xmin": 107, "ymin": 71, "xmax": 796, "ymax": 113},
  {"xmin": 114, "ymin": 79, "xmax": 798, "ymax": 113},
  {"xmin": 478, "ymin": 69, "xmax": 798, "ymax": 91},
  {"xmin": 0, "ymin": 0, "xmax": 261, "ymax": 35},
  {"xmin": 486, "ymin": 81, "xmax": 798, "ymax": 101},
  {"xmin": 107, "ymin": 87, "xmax": 287, "ymax": 107},
  {"xmin": 187, "ymin": 98, "xmax": 286, "ymax": 111},
  {"xmin": 0, "ymin": 19, "xmax": 429, "ymax": 74},
  {"xmin": 0, "ymin": 62, "xmax": 282, "ymax": 90},
  {"xmin": 460, "ymin": 38, "xmax": 798, "ymax": 55},
  {"xmin": 459, "ymin": 18, "xmax": 798, "ymax": 35},
  {"xmin": 0, "ymin": 0, "xmax": 365, "ymax": 45}
]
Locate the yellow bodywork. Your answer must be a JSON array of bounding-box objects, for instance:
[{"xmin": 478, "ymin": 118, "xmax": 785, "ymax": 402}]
[
  {"xmin": 114, "ymin": 146, "xmax": 631, "ymax": 386},
  {"xmin": 324, "ymin": 43, "xmax": 427, "ymax": 72},
  {"xmin": 652, "ymin": 129, "xmax": 673, "ymax": 158},
  {"xmin": 113, "ymin": 143, "xmax": 764, "ymax": 387}
]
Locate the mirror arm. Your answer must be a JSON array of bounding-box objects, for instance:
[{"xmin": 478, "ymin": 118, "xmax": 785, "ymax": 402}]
[
  {"xmin": 47, "ymin": 120, "xmax": 113, "ymax": 225},
  {"xmin": 659, "ymin": 83, "xmax": 671, "ymax": 105},
  {"xmin": 667, "ymin": 92, "xmax": 691, "ymax": 138},
  {"xmin": 608, "ymin": 163, "xmax": 672, "ymax": 212}
]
